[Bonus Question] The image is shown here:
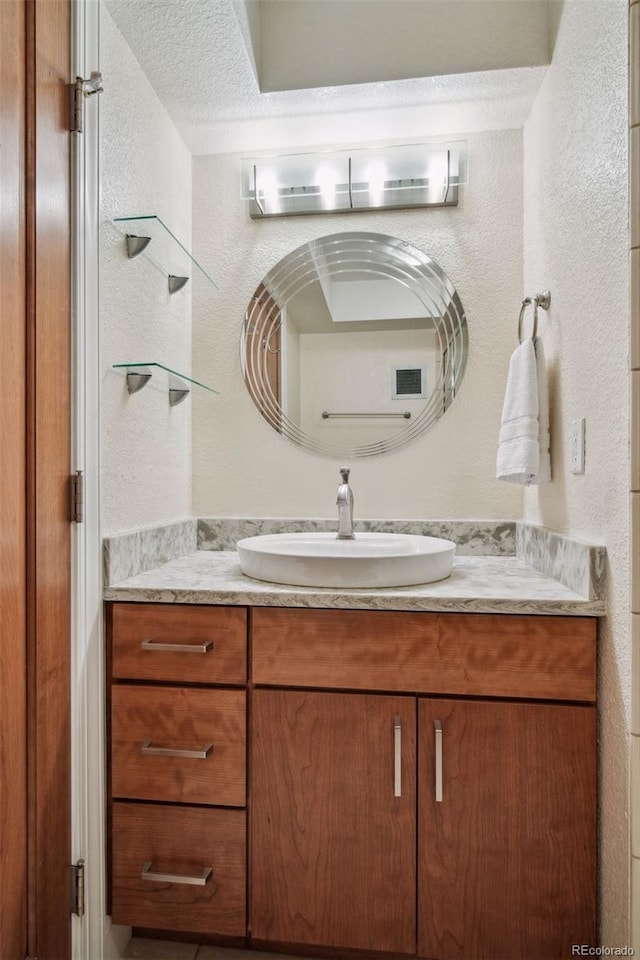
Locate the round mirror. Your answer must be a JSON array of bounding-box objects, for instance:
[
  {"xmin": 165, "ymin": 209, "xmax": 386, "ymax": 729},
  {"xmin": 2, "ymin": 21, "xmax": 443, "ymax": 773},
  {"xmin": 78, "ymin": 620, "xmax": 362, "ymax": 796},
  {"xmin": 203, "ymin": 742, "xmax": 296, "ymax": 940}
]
[{"xmin": 241, "ymin": 232, "xmax": 468, "ymax": 459}]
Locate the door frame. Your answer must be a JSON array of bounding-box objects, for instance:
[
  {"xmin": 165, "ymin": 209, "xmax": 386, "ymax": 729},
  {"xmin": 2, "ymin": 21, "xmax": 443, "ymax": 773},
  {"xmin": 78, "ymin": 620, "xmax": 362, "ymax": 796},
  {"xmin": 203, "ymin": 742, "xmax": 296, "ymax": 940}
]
[
  {"xmin": 71, "ymin": 1, "xmax": 129, "ymax": 958},
  {"xmin": 70, "ymin": 0, "xmax": 100, "ymax": 956}
]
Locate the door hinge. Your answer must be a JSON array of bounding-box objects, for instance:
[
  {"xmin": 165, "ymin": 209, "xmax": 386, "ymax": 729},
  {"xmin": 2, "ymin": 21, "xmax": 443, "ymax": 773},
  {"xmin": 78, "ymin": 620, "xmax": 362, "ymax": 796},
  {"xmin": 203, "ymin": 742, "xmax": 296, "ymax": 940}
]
[
  {"xmin": 68, "ymin": 72, "xmax": 104, "ymax": 133},
  {"xmin": 71, "ymin": 859, "xmax": 85, "ymax": 917},
  {"xmin": 69, "ymin": 470, "xmax": 84, "ymax": 523}
]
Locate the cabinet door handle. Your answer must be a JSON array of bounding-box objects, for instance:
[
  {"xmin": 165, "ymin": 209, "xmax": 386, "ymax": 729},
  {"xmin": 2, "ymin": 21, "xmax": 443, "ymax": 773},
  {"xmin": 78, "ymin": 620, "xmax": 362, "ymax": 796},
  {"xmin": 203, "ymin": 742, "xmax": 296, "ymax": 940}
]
[
  {"xmin": 434, "ymin": 719, "xmax": 443, "ymax": 803},
  {"xmin": 141, "ymin": 738, "xmax": 213, "ymax": 760},
  {"xmin": 141, "ymin": 638, "xmax": 214, "ymax": 654},
  {"xmin": 394, "ymin": 715, "xmax": 402, "ymax": 798},
  {"xmin": 141, "ymin": 861, "xmax": 213, "ymax": 886}
]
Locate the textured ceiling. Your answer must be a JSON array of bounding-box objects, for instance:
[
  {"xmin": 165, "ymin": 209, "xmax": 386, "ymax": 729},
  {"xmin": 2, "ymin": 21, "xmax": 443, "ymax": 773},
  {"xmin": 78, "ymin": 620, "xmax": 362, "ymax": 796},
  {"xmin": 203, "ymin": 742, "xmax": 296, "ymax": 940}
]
[{"xmin": 104, "ymin": 0, "xmax": 548, "ymax": 155}]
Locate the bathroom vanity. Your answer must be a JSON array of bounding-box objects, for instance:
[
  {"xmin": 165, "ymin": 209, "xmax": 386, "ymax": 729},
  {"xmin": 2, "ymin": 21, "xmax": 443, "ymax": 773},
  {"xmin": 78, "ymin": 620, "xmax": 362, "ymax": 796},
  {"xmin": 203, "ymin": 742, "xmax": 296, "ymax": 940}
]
[{"xmin": 105, "ymin": 552, "xmax": 598, "ymax": 960}]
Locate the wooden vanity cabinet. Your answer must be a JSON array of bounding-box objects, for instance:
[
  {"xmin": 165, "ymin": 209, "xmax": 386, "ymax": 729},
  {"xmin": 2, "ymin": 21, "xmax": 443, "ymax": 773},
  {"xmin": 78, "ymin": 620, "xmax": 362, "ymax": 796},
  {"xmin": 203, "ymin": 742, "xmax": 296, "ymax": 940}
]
[
  {"xmin": 107, "ymin": 601, "xmax": 597, "ymax": 959},
  {"xmin": 251, "ymin": 608, "xmax": 597, "ymax": 960},
  {"xmin": 108, "ymin": 602, "xmax": 247, "ymax": 937}
]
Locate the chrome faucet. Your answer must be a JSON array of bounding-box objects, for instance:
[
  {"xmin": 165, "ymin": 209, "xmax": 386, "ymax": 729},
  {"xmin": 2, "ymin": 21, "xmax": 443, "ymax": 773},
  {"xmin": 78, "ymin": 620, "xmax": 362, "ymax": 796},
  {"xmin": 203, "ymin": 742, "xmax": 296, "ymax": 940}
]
[{"xmin": 336, "ymin": 467, "xmax": 355, "ymax": 540}]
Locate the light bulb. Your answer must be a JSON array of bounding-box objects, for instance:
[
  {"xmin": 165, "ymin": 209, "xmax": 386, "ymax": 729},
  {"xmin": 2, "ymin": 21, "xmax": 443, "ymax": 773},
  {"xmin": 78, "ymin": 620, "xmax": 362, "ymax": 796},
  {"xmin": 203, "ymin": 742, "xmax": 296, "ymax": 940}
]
[
  {"xmin": 258, "ymin": 170, "xmax": 280, "ymax": 213},
  {"xmin": 427, "ymin": 153, "xmax": 448, "ymax": 202},
  {"xmin": 366, "ymin": 161, "xmax": 386, "ymax": 206},
  {"xmin": 317, "ymin": 164, "xmax": 338, "ymax": 208}
]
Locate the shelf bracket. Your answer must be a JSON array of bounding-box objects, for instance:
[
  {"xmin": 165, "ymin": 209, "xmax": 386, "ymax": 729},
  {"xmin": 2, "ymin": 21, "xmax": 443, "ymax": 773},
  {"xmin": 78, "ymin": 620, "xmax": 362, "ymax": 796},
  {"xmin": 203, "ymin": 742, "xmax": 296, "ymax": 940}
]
[
  {"xmin": 169, "ymin": 387, "xmax": 191, "ymax": 406},
  {"xmin": 169, "ymin": 375, "xmax": 191, "ymax": 405},
  {"xmin": 125, "ymin": 234, "xmax": 152, "ymax": 259},
  {"xmin": 126, "ymin": 371, "xmax": 152, "ymax": 394},
  {"xmin": 168, "ymin": 274, "xmax": 189, "ymax": 294}
]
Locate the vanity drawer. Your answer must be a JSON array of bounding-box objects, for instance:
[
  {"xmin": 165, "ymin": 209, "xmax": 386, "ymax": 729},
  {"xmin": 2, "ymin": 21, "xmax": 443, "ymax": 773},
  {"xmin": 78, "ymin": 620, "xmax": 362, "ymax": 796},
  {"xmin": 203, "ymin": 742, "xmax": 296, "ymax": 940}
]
[
  {"xmin": 111, "ymin": 685, "xmax": 246, "ymax": 806},
  {"xmin": 251, "ymin": 609, "xmax": 597, "ymax": 702},
  {"xmin": 111, "ymin": 801, "xmax": 246, "ymax": 936},
  {"xmin": 110, "ymin": 603, "xmax": 246, "ymax": 684}
]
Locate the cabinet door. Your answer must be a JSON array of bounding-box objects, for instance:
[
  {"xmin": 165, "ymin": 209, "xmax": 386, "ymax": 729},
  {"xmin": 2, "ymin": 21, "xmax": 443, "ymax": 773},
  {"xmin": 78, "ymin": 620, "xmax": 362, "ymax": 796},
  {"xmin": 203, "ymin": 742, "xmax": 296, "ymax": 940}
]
[
  {"xmin": 251, "ymin": 689, "xmax": 416, "ymax": 954},
  {"xmin": 418, "ymin": 698, "xmax": 596, "ymax": 960}
]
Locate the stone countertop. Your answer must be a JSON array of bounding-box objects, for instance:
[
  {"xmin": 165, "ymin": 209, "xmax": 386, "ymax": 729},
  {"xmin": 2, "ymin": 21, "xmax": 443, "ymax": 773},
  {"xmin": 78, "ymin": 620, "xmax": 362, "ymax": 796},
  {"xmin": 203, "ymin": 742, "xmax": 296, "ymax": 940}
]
[{"xmin": 104, "ymin": 551, "xmax": 604, "ymax": 616}]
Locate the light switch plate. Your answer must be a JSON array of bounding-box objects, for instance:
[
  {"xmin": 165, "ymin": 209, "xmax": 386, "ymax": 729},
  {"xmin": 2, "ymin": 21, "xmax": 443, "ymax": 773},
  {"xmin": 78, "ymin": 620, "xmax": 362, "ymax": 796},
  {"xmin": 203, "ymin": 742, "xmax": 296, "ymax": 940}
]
[{"xmin": 571, "ymin": 417, "xmax": 586, "ymax": 474}]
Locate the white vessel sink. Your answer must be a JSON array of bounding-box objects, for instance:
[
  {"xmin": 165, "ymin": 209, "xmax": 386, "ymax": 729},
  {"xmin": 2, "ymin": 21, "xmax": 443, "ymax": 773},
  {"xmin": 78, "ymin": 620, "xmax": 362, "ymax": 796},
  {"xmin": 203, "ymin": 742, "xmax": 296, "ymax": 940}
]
[{"xmin": 236, "ymin": 532, "xmax": 456, "ymax": 589}]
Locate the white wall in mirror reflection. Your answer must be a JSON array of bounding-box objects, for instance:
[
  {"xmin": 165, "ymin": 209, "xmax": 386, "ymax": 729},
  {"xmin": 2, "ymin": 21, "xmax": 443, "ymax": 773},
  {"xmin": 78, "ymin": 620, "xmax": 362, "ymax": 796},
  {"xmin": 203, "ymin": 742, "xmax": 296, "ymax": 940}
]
[{"xmin": 296, "ymin": 329, "xmax": 438, "ymax": 447}]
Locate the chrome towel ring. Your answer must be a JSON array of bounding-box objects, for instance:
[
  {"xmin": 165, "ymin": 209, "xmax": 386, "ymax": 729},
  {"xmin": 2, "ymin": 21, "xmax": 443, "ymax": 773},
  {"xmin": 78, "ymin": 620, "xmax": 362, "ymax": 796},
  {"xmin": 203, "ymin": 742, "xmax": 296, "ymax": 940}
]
[{"xmin": 518, "ymin": 290, "xmax": 551, "ymax": 342}]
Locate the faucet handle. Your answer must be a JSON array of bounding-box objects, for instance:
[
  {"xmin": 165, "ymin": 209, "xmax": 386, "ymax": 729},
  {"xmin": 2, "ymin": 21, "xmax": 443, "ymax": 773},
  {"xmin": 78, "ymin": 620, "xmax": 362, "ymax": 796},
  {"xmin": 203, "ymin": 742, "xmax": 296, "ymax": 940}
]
[{"xmin": 339, "ymin": 467, "xmax": 351, "ymax": 483}]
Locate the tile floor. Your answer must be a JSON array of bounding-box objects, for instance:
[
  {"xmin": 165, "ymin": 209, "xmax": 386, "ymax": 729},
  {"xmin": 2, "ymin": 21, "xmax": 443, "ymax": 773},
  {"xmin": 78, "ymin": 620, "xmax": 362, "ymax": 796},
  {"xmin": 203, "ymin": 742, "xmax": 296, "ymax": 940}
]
[{"xmin": 123, "ymin": 938, "xmax": 315, "ymax": 960}]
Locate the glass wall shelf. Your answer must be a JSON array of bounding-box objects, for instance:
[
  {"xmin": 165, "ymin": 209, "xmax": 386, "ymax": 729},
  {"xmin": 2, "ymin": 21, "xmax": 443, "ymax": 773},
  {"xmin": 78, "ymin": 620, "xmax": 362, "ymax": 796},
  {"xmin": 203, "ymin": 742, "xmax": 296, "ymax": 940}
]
[
  {"xmin": 112, "ymin": 215, "xmax": 218, "ymax": 291},
  {"xmin": 113, "ymin": 362, "xmax": 219, "ymax": 405}
]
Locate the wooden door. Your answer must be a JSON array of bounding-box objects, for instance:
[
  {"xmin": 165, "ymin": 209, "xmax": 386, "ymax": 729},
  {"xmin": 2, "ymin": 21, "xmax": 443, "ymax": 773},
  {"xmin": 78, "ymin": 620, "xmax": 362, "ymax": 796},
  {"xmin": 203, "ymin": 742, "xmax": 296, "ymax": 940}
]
[
  {"xmin": 251, "ymin": 689, "xmax": 416, "ymax": 954},
  {"xmin": 418, "ymin": 698, "xmax": 596, "ymax": 960},
  {"xmin": 27, "ymin": 2, "xmax": 72, "ymax": 956},
  {"xmin": 0, "ymin": 1, "xmax": 71, "ymax": 958},
  {"xmin": 0, "ymin": 3, "xmax": 28, "ymax": 956}
]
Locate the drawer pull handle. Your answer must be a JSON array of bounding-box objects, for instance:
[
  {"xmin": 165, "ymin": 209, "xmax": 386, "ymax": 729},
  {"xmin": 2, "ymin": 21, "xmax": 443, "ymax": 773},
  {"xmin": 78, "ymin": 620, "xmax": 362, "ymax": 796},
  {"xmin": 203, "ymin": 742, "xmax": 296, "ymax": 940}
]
[
  {"xmin": 141, "ymin": 638, "xmax": 214, "ymax": 654},
  {"xmin": 141, "ymin": 738, "xmax": 214, "ymax": 760},
  {"xmin": 393, "ymin": 715, "xmax": 402, "ymax": 798},
  {"xmin": 141, "ymin": 861, "xmax": 213, "ymax": 886},
  {"xmin": 434, "ymin": 719, "xmax": 443, "ymax": 803}
]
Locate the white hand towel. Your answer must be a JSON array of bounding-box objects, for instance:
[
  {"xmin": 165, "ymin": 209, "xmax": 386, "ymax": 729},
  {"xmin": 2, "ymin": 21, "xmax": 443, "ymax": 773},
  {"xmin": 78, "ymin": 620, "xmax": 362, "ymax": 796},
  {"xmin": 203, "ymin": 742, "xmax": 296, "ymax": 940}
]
[
  {"xmin": 534, "ymin": 335, "xmax": 551, "ymax": 484},
  {"xmin": 496, "ymin": 337, "xmax": 550, "ymax": 485}
]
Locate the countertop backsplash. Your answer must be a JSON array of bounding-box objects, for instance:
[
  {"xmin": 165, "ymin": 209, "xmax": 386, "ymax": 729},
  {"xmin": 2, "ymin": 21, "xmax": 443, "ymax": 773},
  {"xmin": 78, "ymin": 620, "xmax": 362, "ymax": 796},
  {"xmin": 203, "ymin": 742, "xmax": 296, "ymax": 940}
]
[
  {"xmin": 103, "ymin": 518, "xmax": 197, "ymax": 586},
  {"xmin": 197, "ymin": 518, "xmax": 516, "ymax": 556},
  {"xmin": 516, "ymin": 521, "xmax": 606, "ymax": 602},
  {"xmin": 103, "ymin": 517, "xmax": 606, "ymax": 604}
]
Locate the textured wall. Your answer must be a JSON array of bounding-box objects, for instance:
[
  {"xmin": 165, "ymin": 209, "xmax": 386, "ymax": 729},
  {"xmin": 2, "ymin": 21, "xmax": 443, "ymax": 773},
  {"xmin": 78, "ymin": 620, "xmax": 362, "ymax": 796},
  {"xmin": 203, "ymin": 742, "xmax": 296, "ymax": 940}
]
[
  {"xmin": 522, "ymin": 0, "xmax": 630, "ymax": 943},
  {"xmin": 192, "ymin": 129, "xmax": 525, "ymax": 520},
  {"xmin": 629, "ymin": 0, "xmax": 640, "ymax": 948},
  {"xmin": 100, "ymin": 4, "xmax": 193, "ymax": 534}
]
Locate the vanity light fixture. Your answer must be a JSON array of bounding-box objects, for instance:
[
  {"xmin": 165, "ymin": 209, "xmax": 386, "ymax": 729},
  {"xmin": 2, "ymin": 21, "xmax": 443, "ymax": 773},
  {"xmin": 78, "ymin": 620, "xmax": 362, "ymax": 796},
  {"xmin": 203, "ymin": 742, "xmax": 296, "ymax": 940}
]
[{"xmin": 241, "ymin": 140, "xmax": 468, "ymax": 219}]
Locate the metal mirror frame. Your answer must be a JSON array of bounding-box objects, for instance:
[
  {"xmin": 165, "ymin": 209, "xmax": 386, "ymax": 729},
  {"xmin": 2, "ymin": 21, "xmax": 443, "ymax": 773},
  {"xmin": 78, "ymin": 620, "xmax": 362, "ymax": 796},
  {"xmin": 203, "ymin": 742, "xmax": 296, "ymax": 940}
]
[{"xmin": 241, "ymin": 232, "xmax": 468, "ymax": 459}]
